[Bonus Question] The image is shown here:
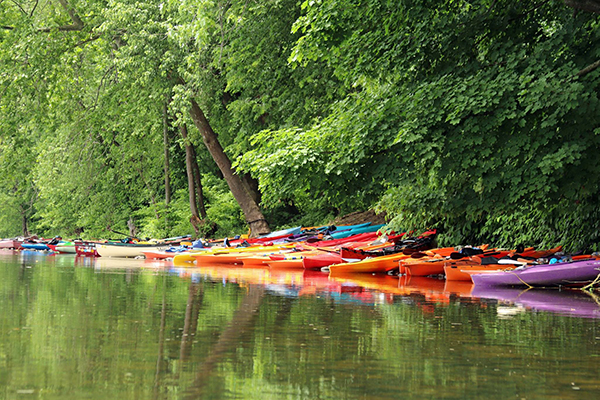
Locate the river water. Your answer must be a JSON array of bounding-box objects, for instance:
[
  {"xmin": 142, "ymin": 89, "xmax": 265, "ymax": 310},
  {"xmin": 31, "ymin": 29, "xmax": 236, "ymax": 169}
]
[{"xmin": 1, "ymin": 250, "xmax": 599, "ymax": 399}]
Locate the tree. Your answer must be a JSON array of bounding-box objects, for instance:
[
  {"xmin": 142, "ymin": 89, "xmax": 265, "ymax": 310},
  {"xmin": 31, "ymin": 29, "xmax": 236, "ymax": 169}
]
[{"xmin": 240, "ymin": 0, "xmax": 600, "ymax": 250}]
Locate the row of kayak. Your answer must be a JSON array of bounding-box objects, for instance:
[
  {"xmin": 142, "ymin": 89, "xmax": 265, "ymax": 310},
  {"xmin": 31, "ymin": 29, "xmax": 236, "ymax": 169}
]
[
  {"xmin": 160, "ymin": 235, "xmax": 600, "ymax": 289},
  {"xmin": 4, "ymin": 223, "xmax": 600, "ymax": 289}
]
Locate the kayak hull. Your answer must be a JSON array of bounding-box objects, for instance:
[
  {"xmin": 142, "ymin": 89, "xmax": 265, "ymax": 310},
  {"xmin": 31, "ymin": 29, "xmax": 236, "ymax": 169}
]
[
  {"xmin": 471, "ymin": 259, "xmax": 600, "ymax": 287},
  {"xmin": 96, "ymin": 243, "xmax": 170, "ymax": 258}
]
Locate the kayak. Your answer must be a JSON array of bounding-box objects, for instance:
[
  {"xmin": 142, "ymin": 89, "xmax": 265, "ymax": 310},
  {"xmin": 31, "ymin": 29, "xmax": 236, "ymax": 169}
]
[
  {"xmin": 193, "ymin": 245, "xmax": 296, "ymax": 265},
  {"xmin": 48, "ymin": 242, "xmax": 77, "ymax": 254},
  {"xmin": 142, "ymin": 249, "xmax": 191, "ymax": 259},
  {"xmin": 0, "ymin": 239, "xmax": 22, "ymax": 249},
  {"xmin": 303, "ymin": 252, "xmax": 344, "ymax": 270},
  {"xmin": 75, "ymin": 241, "xmax": 101, "ymax": 257},
  {"xmin": 328, "ymin": 253, "xmax": 409, "ymax": 274},
  {"xmin": 95, "ymin": 242, "xmax": 170, "ymax": 258},
  {"xmin": 267, "ymin": 258, "xmax": 306, "ymax": 269},
  {"xmin": 259, "ymin": 226, "xmax": 302, "ymax": 238},
  {"xmin": 470, "ymin": 258, "xmax": 600, "ymax": 287},
  {"xmin": 311, "ymin": 232, "xmax": 380, "ymax": 248},
  {"xmin": 21, "ymin": 243, "xmax": 50, "ymax": 251},
  {"xmin": 329, "ymin": 247, "xmax": 455, "ymax": 275},
  {"xmin": 172, "ymin": 249, "xmax": 211, "ymax": 265},
  {"xmin": 397, "ymin": 248, "xmax": 459, "ymax": 276},
  {"xmin": 329, "ymin": 224, "xmax": 385, "ymax": 239},
  {"xmin": 443, "ymin": 259, "xmax": 522, "ymax": 281}
]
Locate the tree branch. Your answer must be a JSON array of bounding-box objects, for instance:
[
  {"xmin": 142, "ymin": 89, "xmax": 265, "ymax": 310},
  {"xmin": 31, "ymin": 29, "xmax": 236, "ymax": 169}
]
[
  {"xmin": 30, "ymin": 0, "xmax": 39, "ymax": 18},
  {"xmin": 577, "ymin": 59, "xmax": 600, "ymax": 77},
  {"xmin": 3, "ymin": 0, "xmax": 84, "ymax": 31},
  {"xmin": 564, "ymin": 0, "xmax": 600, "ymax": 13},
  {"xmin": 38, "ymin": 0, "xmax": 84, "ymax": 32},
  {"xmin": 9, "ymin": 0, "xmax": 28, "ymax": 16},
  {"xmin": 73, "ymin": 33, "xmax": 102, "ymax": 49}
]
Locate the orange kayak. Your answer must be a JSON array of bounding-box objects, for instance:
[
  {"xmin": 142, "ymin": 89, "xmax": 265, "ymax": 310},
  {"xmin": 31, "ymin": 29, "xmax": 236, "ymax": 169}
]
[
  {"xmin": 444, "ymin": 260, "xmax": 516, "ymax": 281},
  {"xmin": 398, "ymin": 247, "xmax": 457, "ymax": 276},
  {"xmin": 402, "ymin": 257, "xmax": 448, "ymax": 276},
  {"xmin": 443, "ymin": 245, "xmax": 567, "ymax": 280},
  {"xmin": 239, "ymin": 256, "xmax": 271, "ymax": 267},
  {"xmin": 329, "ymin": 247, "xmax": 455, "ymax": 274},
  {"xmin": 267, "ymin": 258, "xmax": 305, "ymax": 269},
  {"xmin": 328, "ymin": 253, "xmax": 410, "ymax": 274},
  {"xmin": 520, "ymin": 245, "xmax": 562, "ymax": 259}
]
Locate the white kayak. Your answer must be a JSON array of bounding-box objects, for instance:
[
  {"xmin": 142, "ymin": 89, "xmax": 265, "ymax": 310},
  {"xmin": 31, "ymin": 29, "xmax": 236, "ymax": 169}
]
[{"xmin": 95, "ymin": 243, "xmax": 171, "ymax": 258}]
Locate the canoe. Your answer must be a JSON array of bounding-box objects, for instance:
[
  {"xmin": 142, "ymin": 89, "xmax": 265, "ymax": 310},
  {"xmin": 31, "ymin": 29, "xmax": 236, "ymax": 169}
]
[
  {"xmin": 470, "ymin": 258, "xmax": 600, "ymax": 287},
  {"xmin": 95, "ymin": 242, "xmax": 170, "ymax": 258}
]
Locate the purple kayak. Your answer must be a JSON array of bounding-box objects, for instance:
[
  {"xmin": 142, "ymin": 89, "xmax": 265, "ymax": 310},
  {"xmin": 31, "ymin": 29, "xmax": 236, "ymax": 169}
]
[
  {"xmin": 471, "ymin": 258, "xmax": 600, "ymax": 287},
  {"xmin": 471, "ymin": 286, "xmax": 600, "ymax": 319}
]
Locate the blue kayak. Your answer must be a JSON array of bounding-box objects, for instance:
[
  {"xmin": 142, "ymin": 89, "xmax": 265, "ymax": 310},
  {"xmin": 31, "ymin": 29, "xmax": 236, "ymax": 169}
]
[
  {"xmin": 329, "ymin": 224, "xmax": 386, "ymax": 239},
  {"xmin": 260, "ymin": 226, "xmax": 303, "ymax": 238},
  {"xmin": 21, "ymin": 243, "xmax": 51, "ymax": 251}
]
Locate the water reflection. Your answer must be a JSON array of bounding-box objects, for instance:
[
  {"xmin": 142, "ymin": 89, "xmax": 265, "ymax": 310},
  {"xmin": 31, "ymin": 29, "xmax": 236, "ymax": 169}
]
[
  {"xmin": 471, "ymin": 286, "xmax": 600, "ymax": 319},
  {"xmin": 85, "ymin": 256, "xmax": 600, "ymax": 320},
  {"xmin": 1, "ymin": 252, "xmax": 600, "ymax": 399}
]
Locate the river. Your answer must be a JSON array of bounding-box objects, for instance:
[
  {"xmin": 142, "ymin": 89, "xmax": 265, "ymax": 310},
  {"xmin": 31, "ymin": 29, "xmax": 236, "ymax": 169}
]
[{"xmin": 1, "ymin": 250, "xmax": 599, "ymax": 399}]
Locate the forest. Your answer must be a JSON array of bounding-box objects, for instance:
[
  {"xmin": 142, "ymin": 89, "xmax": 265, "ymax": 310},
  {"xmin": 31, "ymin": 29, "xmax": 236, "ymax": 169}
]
[{"xmin": 1, "ymin": 0, "xmax": 600, "ymax": 251}]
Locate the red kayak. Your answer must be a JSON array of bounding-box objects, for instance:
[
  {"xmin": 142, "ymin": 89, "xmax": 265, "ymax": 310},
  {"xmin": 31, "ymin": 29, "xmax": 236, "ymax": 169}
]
[{"xmin": 302, "ymin": 252, "xmax": 343, "ymax": 270}]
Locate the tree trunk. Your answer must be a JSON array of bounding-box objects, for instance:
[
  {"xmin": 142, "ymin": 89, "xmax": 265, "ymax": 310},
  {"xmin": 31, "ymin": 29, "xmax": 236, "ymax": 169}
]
[
  {"xmin": 241, "ymin": 173, "xmax": 262, "ymax": 205},
  {"xmin": 163, "ymin": 99, "xmax": 172, "ymax": 229},
  {"xmin": 189, "ymin": 144, "xmax": 207, "ymax": 219},
  {"xmin": 21, "ymin": 213, "xmax": 28, "ymax": 237},
  {"xmin": 189, "ymin": 99, "xmax": 270, "ymax": 237},
  {"xmin": 180, "ymin": 124, "xmax": 202, "ymax": 238},
  {"xmin": 127, "ymin": 218, "xmax": 137, "ymax": 238}
]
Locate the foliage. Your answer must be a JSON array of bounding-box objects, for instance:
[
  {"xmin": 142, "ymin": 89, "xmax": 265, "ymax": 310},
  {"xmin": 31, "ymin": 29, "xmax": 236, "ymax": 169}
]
[
  {"xmin": 1, "ymin": 0, "xmax": 600, "ymax": 249},
  {"xmin": 241, "ymin": 0, "xmax": 600, "ymax": 250}
]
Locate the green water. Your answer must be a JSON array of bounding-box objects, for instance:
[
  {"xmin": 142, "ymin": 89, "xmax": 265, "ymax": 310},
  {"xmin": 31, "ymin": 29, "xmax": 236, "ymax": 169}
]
[{"xmin": 1, "ymin": 251, "xmax": 599, "ymax": 399}]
